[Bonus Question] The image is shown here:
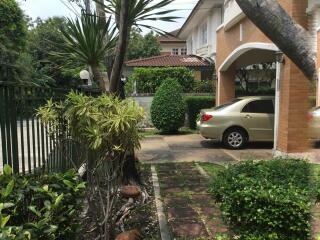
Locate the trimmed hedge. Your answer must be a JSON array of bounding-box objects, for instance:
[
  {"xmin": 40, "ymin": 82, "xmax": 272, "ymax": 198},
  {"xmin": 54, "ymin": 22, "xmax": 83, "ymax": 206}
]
[
  {"xmin": 209, "ymin": 159, "xmax": 315, "ymax": 240},
  {"xmin": 151, "ymin": 78, "xmax": 186, "ymax": 133},
  {"xmin": 184, "ymin": 96, "xmax": 215, "ymax": 129},
  {"xmin": 128, "ymin": 67, "xmax": 195, "ymax": 93}
]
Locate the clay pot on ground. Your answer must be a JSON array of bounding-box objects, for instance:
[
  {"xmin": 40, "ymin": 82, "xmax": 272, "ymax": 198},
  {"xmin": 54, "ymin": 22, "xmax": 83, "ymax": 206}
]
[
  {"xmin": 120, "ymin": 185, "xmax": 141, "ymax": 199},
  {"xmin": 115, "ymin": 230, "xmax": 141, "ymax": 240}
]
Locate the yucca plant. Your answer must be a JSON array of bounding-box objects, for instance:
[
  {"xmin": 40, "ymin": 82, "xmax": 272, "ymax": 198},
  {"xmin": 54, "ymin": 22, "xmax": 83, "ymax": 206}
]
[
  {"xmin": 100, "ymin": 0, "xmax": 178, "ymax": 33},
  {"xmin": 53, "ymin": 13, "xmax": 116, "ymax": 90},
  {"xmin": 94, "ymin": 0, "xmax": 179, "ymax": 93}
]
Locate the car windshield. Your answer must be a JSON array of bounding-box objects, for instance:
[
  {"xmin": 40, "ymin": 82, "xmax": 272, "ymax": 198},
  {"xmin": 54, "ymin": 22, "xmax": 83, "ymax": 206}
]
[{"xmin": 214, "ymin": 99, "xmax": 241, "ymax": 110}]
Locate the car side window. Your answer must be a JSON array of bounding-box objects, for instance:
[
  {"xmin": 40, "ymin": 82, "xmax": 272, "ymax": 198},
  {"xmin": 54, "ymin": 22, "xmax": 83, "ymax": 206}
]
[{"xmin": 242, "ymin": 100, "xmax": 274, "ymax": 114}]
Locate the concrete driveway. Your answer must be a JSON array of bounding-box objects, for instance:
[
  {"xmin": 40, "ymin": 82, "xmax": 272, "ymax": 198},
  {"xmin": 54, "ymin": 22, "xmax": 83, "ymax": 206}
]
[{"xmin": 138, "ymin": 134, "xmax": 274, "ymax": 164}]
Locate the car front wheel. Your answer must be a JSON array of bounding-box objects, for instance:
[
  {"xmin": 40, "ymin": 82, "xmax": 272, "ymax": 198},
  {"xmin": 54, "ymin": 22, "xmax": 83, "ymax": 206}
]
[{"xmin": 223, "ymin": 129, "xmax": 247, "ymax": 149}]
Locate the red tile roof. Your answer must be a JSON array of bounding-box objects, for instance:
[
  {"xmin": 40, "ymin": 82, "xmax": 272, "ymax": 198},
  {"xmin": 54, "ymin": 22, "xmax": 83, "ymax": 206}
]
[
  {"xmin": 125, "ymin": 55, "xmax": 212, "ymax": 67},
  {"xmin": 158, "ymin": 29, "xmax": 186, "ymax": 43}
]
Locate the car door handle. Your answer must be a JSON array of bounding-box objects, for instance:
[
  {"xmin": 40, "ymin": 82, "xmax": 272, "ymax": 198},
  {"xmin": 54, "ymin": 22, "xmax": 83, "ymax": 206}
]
[{"xmin": 245, "ymin": 115, "xmax": 252, "ymax": 119}]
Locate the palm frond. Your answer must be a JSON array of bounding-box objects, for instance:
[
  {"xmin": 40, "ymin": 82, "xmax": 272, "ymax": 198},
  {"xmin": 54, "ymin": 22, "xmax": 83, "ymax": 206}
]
[
  {"xmin": 52, "ymin": 13, "xmax": 116, "ymax": 67},
  {"xmin": 93, "ymin": 0, "xmax": 179, "ymax": 34}
]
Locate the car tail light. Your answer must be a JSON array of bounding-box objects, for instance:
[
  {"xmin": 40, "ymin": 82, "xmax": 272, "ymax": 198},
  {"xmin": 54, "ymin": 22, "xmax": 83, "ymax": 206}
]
[
  {"xmin": 307, "ymin": 112, "xmax": 313, "ymax": 121},
  {"xmin": 201, "ymin": 114, "xmax": 213, "ymax": 122}
]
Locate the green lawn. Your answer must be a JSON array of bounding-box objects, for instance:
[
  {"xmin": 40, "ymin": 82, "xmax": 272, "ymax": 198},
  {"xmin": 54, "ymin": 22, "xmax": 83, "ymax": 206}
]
[{"xmin": 197, "ymin": 162, "xmax": 226, "ymax": 177}]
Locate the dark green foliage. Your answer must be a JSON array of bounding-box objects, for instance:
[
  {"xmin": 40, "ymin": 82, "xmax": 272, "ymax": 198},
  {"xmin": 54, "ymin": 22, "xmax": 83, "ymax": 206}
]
[
  {"xmin": 0, "ymin": 165, "xmax": 85, "ymax": 239},
  {"xmin": 0, "ymin": 0, "xmax": 27, "ymax": 81},
  {"xmin": 27, "ymin": 17, "xmax": 87, "ymax": 87},
  {"xmin": 151, "ymin": 78, "xmax": 186, "ymax": 133},
  {"xmin": 126, "ymin": 29, "xmax": 161, "ymax": 60},
  {"xmin": 128, "ymin": 67, "xmax": 195, "ymax": 93},
  {"xmin": 0, "ymin": 0, "xmax": 26, "ymax": 50},
  {"xmin": 235, "ymin": 85, "xmax": 275, "ymax": 96},
  {"xmin": 209, "ymin": 159, "xmax": 314, "ymax": 240},
  {"xmin": 193, "ymin": 79, "xmax": 214, "ymax": 93},
  {"xmin": 184, "ymin": 96, "xmax": 215, "ymax": 129}
]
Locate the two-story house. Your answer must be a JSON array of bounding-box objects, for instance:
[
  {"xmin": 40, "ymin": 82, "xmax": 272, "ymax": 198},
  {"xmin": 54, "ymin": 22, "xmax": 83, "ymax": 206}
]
[
  {"xmin": 178, "ymin": 0, "xmax": 224, "ymax": 60},
  {"xmin": 179, "ymin": 0, "xmax": 320, "ymax": 157},
  {"xmin": 158, "ymin": 29, "xmax": 187, "ymax": 55}
]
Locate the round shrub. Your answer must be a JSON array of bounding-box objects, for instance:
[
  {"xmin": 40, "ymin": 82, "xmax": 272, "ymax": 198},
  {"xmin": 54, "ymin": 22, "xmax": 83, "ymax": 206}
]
[
  {"xmin": 209, "ymin": 159, "xmax": 314, "ymax": 239},
  {"xmin": 150, "ymin": 78, "xmax": 186, "ymax": 133}
]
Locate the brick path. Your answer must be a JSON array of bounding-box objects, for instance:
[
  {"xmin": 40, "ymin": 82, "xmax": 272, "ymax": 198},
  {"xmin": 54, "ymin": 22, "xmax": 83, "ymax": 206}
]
[{"xmin": 156, "ymin": 162, "xmax": 229, "ymax": 239}]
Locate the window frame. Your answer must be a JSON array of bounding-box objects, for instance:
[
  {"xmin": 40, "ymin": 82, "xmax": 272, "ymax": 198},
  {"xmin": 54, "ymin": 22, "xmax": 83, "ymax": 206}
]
[
  {"xmin": 200, "ymin": 22, "xmax": 208, "ymax": 46},
  {"xmin": 172, "ymin": 48, "xmax": 179, "ymax": 55}
]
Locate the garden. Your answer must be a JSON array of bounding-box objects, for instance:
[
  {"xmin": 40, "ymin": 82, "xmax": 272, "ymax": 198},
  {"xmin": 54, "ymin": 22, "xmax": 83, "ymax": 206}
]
[{"xmin": 1, "ymin": 0, "xmax": 320, "ymax": 239}]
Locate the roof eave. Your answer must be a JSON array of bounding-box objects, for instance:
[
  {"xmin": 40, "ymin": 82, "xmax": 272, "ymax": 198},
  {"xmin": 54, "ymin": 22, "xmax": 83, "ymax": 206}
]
[{"xmin": 177, "ymin": 0, "xmax": 203, "ymax": 38}]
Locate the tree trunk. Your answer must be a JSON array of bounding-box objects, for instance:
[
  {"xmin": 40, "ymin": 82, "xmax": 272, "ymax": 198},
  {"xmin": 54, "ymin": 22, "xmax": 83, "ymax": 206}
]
[
  {"xmin": 84, "ymin": 0, "xmax": 91, "ymax": 14},
  {"xmin": 90, "ymin": 64, "xmax": 106, "ymax": 91},
  {"xmin": 109, "ymin": 0, "xmax": 130, "ymax": 94},
  {"xmin": 95, "ymin": 0, "xmax": 106, "ymax": 26},
  {"xmin": 235, "ymin": 0, "xmax": 316, "ymax": 80}
]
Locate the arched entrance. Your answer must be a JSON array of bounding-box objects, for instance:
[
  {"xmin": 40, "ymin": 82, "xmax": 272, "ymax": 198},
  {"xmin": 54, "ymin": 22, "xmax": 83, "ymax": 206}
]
[
  {"xmin": 216, "ymin": 42, "xmax": 278, "ymax": 105},
  {"xmin": 216, "ymin": 42, "xmax": 310, "ymax": 154}
]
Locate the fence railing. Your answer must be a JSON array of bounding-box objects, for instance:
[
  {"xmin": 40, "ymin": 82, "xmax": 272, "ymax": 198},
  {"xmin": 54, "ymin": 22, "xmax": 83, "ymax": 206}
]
[{"xmin": 0, "ymin": 81, "xmax": 100, "ymax": 174}]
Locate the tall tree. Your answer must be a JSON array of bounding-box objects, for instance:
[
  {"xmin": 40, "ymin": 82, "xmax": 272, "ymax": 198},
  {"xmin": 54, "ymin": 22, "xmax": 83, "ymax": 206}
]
[
  {"xmin": 99, "ymin": 0, "xmax": 178, "ymax": 94},
  {"xmin": 0, "ymin": 0, "xmax": 27, "ymax": 81},
  {"xmin": 109, "ymin": 0, "xmax": 129, "ymax": 93},
  {"xmin": 235, "ymin": 0, "xmax": 315, "ymax": 80},
  {"xmin": 126, "ymin": 30, "xmax": 161, "ymax": 60}
]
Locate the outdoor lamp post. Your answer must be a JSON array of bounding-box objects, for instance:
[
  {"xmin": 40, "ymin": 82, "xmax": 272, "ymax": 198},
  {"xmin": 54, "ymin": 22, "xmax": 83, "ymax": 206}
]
[
  {"xmin": 80, "ymin": 69, "xmax": 92, "ymax": 86},
  {"xmin": 275, "ymin": 51, "xmax": 285, "ymax": 64}
]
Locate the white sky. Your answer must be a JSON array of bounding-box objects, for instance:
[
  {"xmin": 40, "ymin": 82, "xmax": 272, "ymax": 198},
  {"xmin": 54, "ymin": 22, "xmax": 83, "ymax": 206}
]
[{"xmin": 18, "ymin": 0, "xmax": 198, "ymax": 33}]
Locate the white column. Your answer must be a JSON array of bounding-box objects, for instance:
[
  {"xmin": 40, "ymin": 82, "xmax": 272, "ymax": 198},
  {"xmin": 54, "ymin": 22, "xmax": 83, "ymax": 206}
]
[{"xmin": 273, "ymin": 61, "xmax": 282, "ymax": 151}]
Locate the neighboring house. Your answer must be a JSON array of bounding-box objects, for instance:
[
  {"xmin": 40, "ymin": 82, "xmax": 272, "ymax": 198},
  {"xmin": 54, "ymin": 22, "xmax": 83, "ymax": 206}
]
[
  {"xmin": 124, "ymin": 54, "xmax": 213, "ymax": 81},
  {"xmin": 158, "ymin": 29, "xmax": 187, "ymax": 56},
  {"xmin": 178, "ymin": 0, "xmax": 224, "ymax": 59},
  {"xmin": 178, "ymin": 0, "xmax": 320, "ymax": 156}
]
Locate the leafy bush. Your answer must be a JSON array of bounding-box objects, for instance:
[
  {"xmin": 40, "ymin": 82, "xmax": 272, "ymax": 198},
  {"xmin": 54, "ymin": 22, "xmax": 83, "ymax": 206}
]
[
  {"xmin": 0, "ymin": 165, "xmax": 85, "ymax": 240},
  {"xmin": 127, "ymin": 67, "xmax": 195, "ymax": 94},
  {"xmin": 151, "ymin": 78, "xmax": 186, "ymax": 133},
  {"xmin": 37, "ymin": 92, "xmax": 144, "ymax": 238},
  {"xmin": 209, "ymin": 159, "xmax": 314, "ymax": 240},
  {"xmin": 193, "ymin": 80, "xmax": 214, "ymax": 93},
  {"xmin": 184, "ymin": 96, "xmax": 215, "ymax": 129}
]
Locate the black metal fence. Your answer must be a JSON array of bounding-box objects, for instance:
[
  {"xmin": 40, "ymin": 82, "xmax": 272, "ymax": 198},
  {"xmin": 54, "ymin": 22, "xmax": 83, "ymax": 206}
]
[{"xmin": 0, "ymin": 81, "xmax": 100, "ymax": 174}]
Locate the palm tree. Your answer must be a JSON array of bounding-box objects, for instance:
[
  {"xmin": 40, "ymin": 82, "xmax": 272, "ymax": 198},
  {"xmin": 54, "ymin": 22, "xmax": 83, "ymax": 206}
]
[
  {"xmin": 95, "ymin": 0, "xmax": 179, "ymax": 94},
  {"xmin": 54, "ymin": 13, "xmax": 116, "ymax": 90}
]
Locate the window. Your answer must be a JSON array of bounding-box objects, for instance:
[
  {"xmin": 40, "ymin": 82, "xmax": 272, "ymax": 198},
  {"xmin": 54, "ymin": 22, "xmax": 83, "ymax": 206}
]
[
  {"xmin": 200, "ymin": 22, "xmax": 207, "ymax": 45},
  {"xmin": 172, "ymin": 48, "xmax": 179, "ymax": 55},
  {"xmin": 181, "ymin": 48, "xmax": 187, "ymax": 55},
  {"xmin": 215, "ymin": 99, "xmax": 241, "ymax": 111},
  {"xmin": 242, "ymin": 100, "xmax": 274, "ymax": 114}
]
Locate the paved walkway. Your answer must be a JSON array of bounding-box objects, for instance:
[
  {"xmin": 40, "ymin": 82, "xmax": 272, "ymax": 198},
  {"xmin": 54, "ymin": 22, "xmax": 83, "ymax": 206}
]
[
  {"xmin": 156, "ymin": 162, "xmax": 229, "ymax": 239},
  {"xmin": 140, "ymin": 134, "xmax": 320, "ymax": 239},
  {"xmin": 138, "ymin": 134, "xmax": 273, "ymax": 164}
]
